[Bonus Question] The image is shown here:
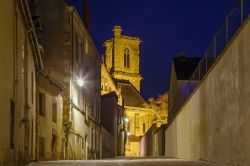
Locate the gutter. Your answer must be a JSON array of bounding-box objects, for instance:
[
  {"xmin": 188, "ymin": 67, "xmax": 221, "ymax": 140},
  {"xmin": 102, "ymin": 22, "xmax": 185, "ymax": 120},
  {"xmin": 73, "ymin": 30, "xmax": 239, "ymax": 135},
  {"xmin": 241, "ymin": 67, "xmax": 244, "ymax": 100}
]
[{"xmin": 19, "ymin": 0, "xmax": 43, "ymax": 70}]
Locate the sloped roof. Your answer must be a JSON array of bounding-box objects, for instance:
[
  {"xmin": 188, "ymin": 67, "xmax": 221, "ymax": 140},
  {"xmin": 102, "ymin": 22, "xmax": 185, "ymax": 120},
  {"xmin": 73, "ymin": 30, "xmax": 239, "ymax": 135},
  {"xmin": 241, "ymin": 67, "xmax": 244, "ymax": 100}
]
[
  {"xmin": 113, "ymin": 79, "xmax": 146, "ymax": 108},
  {"xmin": 101, "ymin": 91, "xmax": 118, "ymax": 99},
  {"xmin": 173, "ymin": 56, "xmax": 201, "ymax": 80}
]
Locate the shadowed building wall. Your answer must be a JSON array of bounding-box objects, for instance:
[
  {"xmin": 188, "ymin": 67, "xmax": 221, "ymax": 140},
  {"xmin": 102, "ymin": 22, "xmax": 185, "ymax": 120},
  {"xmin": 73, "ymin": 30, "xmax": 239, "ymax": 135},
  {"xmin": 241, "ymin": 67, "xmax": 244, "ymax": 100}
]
[
  {"xmin": 0, "ymin": 0, "xmax": 42, "ymax": 165},
  {"xmin": 30, "ymin": 0, "xmax": 101, "ymax": 160}
]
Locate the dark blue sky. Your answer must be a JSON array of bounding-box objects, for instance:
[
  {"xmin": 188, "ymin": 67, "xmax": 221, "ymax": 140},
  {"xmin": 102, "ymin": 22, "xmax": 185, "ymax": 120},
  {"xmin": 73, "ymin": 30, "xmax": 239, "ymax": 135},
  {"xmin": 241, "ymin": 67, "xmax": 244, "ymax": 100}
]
[{"xmin": 69, "ymin": 0, "xmax": 235, "ymax": 99}]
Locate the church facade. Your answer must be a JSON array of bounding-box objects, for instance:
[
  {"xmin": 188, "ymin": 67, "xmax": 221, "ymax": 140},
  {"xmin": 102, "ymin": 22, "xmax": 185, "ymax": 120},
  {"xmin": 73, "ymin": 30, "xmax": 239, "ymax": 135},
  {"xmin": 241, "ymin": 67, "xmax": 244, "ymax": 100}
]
[{"xmin": 103, "ymin": 26, "xmax": 155, "ymax": 156}]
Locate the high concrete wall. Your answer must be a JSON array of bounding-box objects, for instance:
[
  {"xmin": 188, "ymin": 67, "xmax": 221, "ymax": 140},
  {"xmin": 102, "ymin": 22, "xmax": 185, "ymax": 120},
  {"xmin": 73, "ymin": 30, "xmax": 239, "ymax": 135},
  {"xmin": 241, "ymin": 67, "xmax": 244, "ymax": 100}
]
[
  {"xmin": 165, "ymin": 17, "xmax": 250, "ymax": 166},
  {"xmin": 140, "ymin": 124, "xmax": 165, "ymax": 157}
]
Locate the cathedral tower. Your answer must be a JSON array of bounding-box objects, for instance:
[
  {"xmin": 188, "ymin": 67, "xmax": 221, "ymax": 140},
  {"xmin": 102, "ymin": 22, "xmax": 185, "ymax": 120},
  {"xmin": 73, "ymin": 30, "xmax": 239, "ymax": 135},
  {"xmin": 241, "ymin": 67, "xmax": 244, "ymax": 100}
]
[{"xmin": 104, "ymin": 26, "xmax": 142, "ymax": 92}]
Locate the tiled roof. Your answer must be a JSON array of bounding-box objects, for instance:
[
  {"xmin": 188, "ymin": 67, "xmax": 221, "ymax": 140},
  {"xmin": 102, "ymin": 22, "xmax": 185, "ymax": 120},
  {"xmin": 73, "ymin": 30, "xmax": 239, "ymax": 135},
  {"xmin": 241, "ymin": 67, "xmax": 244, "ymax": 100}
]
[
  {"xmin": 101, "ymin": 91, "xmax": 118, "ymax": 99},
  {"xmin": 113, "ymin": 79, "xmax": 147, "ymax": 108}
]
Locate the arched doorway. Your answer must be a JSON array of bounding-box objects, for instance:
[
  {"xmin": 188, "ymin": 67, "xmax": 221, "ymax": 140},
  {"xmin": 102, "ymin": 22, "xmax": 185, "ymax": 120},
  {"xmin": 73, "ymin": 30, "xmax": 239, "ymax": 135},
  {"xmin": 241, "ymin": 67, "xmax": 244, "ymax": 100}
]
[{"xmin": 51, "ymin": 130, "xmax": 58, "ymax": 160}]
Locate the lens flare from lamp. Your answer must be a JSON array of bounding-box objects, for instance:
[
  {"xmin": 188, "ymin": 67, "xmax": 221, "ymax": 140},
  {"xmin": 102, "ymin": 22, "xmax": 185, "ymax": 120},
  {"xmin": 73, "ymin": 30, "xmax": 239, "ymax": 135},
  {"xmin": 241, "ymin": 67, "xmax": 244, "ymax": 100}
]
[{"xmin": 77, "ymin": 78, "xmax": 84, "ymax": 87}]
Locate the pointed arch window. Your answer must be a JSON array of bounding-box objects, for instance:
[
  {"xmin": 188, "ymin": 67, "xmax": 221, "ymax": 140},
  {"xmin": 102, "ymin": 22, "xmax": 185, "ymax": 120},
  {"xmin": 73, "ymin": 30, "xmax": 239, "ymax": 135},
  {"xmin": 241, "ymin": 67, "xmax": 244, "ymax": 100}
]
[{"xmin": 124, "ymin": 48, "xmax": 130, "ymax": 68}]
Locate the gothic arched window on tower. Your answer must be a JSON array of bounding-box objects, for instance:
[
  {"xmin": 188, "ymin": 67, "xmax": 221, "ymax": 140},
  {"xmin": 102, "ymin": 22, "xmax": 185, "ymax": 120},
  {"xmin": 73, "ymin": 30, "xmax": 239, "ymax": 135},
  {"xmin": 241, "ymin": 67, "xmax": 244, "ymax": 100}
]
[{"xmin": 124, "ymin": 48, "xmax": 130, "ymax": 68}]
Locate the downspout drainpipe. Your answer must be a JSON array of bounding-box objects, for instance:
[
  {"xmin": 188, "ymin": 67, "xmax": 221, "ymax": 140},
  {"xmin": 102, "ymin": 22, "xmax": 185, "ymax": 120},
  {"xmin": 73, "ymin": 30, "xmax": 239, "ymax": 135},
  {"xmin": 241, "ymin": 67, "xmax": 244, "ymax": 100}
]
[
  {"xmin": 20, "ymin": 0, "xmax": 44, "ymax": 162},
  {"xmin": 65, "ymin": 6, "xmax": 74, "ymax": 160},
  {"xmin": 24, "ymin": 28, "xmax": 32, "ymax": 165},
  {"xmin": 14, "ymin": 0, "xmax": 19, "ymax": 164}
]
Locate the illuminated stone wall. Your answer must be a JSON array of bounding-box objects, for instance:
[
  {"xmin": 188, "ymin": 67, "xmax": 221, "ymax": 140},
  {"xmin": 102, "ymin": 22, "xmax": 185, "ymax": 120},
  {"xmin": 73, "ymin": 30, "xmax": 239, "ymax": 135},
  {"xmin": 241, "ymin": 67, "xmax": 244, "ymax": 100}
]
[
  {"xmin": 101, "ymin": 63, "xmax": 118, "ymax": 95},
  {"xmin": 36, "ymin": 3, "xmax": 102, "ymax": 160},
  {"xmin": 125, "ymin": 107, "xmax": 154, "ymax": 156},
  {"xmin": 104, "ymin": 26, "xmax": 155, "ymax": 157},
  {"xmin": 104, "ymin": 26, "xmax": 142, "ymax": 92}
]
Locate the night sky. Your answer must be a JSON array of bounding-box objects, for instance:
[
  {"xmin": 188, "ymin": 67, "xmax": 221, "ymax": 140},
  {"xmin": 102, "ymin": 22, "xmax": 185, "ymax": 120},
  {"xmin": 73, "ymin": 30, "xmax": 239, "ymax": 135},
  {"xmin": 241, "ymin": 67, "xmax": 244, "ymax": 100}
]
[{"xmin": 69, "ymin": 0, "xmax": 235, "ymax": 99}]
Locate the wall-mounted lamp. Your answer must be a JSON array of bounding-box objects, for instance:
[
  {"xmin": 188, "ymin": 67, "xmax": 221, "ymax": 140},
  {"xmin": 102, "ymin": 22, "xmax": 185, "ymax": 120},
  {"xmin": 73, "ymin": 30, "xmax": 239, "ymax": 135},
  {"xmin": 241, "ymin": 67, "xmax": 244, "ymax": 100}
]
[
  {"xmin": 77, "ymin": 78, "xmax": 84, "ymax": 87},
  {"xmin": 124, "ymin": 117, "xmax": 129, "ymax": 123}
]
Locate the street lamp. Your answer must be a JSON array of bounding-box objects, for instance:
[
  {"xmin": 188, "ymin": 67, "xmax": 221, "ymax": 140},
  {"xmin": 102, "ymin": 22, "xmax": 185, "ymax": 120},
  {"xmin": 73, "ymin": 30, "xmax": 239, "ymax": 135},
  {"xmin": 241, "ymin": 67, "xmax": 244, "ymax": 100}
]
[
  {"xmin": 127, "ymin": 132, "xmax": 130, "ymax": 136},
  {"xmin": 124, "ymin": 117, "xmax": 129, "ymax": 123},
  {"xmin": 77, "ymin": 78, "xmax": 84, "ymax": 87}
]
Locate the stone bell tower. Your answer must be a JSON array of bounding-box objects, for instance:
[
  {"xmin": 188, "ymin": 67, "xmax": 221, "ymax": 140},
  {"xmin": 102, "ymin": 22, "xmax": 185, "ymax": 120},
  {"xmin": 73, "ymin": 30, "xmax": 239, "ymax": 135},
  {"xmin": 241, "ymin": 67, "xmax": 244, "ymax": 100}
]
[{"xmin": 104, "ymin": 26, "xmax": 142, "ymax": 92}]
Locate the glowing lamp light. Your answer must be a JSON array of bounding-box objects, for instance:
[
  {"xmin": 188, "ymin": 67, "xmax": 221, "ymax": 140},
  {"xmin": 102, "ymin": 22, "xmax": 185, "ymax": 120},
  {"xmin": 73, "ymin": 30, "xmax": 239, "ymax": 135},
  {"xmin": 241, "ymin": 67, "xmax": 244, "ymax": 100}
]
[
  {"xmin": 124, "ymin": 117, "xmax": 129, "ymax": 123},
  {"xmin": 127, "ymin": 132, "xmax": 131, "ymax": 136},
  {"xmin": 77, "ymin": 78, "xmax": 84, "ymax": 87}
]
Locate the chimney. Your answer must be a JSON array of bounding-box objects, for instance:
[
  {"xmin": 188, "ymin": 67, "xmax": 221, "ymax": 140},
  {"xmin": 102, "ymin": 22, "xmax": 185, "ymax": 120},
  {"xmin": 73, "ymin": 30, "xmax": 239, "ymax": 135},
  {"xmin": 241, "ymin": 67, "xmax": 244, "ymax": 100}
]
[
  {"xmin": 82, "ymin": 0, "xmax": 90, "ymax": 33},
  {"xmin": 113, "ymin": 26, "xmax": 122, "ymax": 38},
  {"xmin": 177, "ymin": 52, "xmax": 186, "ymax": 61}
]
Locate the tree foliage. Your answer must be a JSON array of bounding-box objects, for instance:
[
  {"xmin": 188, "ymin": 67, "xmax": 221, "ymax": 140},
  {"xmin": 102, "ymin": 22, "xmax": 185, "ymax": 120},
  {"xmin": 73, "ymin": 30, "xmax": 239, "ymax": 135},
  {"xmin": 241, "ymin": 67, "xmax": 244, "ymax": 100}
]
[{"xmin": 148, "ymin": 93, "xmax": 168, "ymax": 127}]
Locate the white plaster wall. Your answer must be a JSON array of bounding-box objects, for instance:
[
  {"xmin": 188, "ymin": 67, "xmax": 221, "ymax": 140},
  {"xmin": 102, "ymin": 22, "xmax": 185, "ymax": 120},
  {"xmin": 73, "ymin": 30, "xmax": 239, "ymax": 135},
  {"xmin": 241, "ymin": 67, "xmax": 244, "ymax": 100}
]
[{"xmin": 165, "ymin": 18, "xmax": 250, "ymax": 166}]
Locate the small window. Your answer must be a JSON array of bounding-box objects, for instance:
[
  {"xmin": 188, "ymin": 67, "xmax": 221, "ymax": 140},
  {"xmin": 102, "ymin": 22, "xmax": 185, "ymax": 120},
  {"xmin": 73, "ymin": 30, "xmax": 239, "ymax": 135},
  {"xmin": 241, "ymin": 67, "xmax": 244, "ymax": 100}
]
[
  {"xmin": 10, "ymin": 100, "xmax": 15, "ymax": 149},
  {"xmin": 91, "ymin": 128, "xmax": 94, "ymax": 149},
  {"xmin": 124, "ymin": 48, "xmax": 130, "ymax": 68},
  {"xmin": 76, "ymin": 35, "xmax": 82, "ymax": 64},
  {"xmin": 135, "ymin": 113, "xmax": 140, "ymax": 128},
  {"xmin": 82, "ymin": 137, "xmax": 85, "ymax": 149},
  {"xmin": 65, "ymin": 12, "xmax": 70, "ymax": 24},
  {"xmin": 64, "ymin": 32, "xmax": 70, "ymax": 42},
  {"xmin": 31, "ymin": 72, "xmax": 34, "ymax": 103},
  {"xmin": 52, "ymin": 102, "xmax": 57, "ymax": 123},
  {"xmin": 96, "ymin": 134, "xmax": 99, "ymax": 151},
  {"xmin": 39, "ymin": 92, "xmax": 45, "ymax": 117},
  {"xmin": 143, "ymin": 123, "xmax": 146, "ymax": 133}
]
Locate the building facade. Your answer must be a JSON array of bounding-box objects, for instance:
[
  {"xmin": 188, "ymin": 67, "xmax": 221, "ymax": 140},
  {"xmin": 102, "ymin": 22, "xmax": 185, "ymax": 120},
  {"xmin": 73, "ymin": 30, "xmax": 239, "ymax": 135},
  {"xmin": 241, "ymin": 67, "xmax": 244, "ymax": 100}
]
[
  {"xmin": 101, "ymin": 92, "xmax": 126, "ymax": 157},
  {"xmin": 104, "ymin": 26, "xmax": 142, "ymax": 92},
  {"xmin": 140, "ymin": 124, "xmax": 166, "ymax": 157},
  {"xmin": 1, "ymin": 0, "xmax": 106, "ymax": 164},
  {"xmin": 29, "ymin": 0, "xmax": 102, "ymax": 160},
  {"xmin": 104, "ymin": 26, "xmax": 154, "ymax": 156},
  {"xmin": 0, "ymin": 0, "xmax": 43, "ymax": 165},
  {"xmin": 37, "ymin": 72, "xmax": 65, "ymax": 161}
]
